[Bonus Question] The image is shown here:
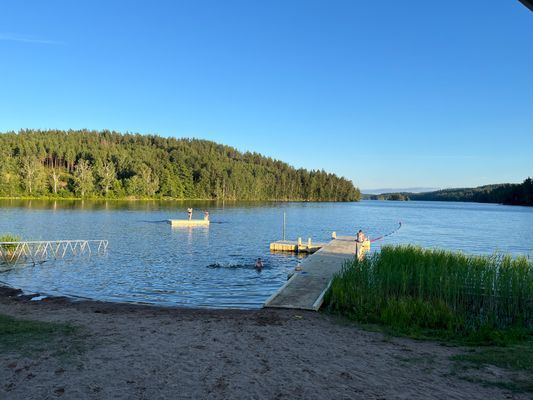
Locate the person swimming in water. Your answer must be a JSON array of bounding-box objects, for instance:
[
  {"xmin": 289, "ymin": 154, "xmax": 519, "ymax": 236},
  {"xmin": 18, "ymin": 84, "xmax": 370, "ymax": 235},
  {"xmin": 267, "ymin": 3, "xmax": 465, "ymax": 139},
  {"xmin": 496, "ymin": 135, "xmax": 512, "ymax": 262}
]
[{"xmin": 255, "ymin": 257, "xmax": 263, "ymax": 271}]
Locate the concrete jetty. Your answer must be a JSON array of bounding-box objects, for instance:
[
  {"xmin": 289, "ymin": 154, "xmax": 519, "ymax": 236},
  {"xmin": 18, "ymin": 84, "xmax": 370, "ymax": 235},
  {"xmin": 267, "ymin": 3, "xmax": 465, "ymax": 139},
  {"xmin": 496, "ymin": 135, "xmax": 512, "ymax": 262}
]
[{"xmin": 264, "ymin": 236, "xmax": 359, "ymax": 311}]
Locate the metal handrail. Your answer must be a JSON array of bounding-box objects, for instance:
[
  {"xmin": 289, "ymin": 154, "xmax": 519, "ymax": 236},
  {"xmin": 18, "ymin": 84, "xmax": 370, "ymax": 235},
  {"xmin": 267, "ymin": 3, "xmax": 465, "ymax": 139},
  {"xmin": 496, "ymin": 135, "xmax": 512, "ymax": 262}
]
[
  {"xmin": 0, "ymin": 240, "xmax": 107, "ymax": 244},
  {"xmin": 0, "ymin": 240, "xmax": 108, "ymax": 265}
]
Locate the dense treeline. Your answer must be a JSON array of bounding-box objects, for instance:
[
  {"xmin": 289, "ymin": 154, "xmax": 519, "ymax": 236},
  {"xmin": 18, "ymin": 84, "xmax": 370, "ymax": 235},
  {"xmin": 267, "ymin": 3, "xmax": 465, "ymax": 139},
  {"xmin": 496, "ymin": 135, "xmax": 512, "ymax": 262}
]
[
  {"xmin": 0, "ymin": 130, "xmax": 360, "ymax": 201},
  {"xmin": 368, "ymin": 179, "xmax": 533, "ymax": 206}
]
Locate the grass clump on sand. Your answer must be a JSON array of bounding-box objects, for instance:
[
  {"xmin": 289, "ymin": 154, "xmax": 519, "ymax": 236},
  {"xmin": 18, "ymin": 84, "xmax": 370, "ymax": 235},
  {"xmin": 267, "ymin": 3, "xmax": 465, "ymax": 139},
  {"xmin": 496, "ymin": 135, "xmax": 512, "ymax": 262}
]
[
  {"xmin": 0, "ymin": 314, "xmax": 77, "ymax": 354},
  {"xmin": 324, "ymin": 245, "xmax": 533, "ymax": 344},
  {"xmin": 450, "ymin": 338, "xmax": 533, "ymax": 392}
]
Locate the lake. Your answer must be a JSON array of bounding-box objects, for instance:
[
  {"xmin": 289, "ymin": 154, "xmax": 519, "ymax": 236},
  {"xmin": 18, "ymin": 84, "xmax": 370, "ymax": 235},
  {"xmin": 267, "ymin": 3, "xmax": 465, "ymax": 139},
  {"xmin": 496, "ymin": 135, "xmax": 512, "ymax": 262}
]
[{"xmin": 0, "ymin": 199, "xmax": 532, "ymax": 309}]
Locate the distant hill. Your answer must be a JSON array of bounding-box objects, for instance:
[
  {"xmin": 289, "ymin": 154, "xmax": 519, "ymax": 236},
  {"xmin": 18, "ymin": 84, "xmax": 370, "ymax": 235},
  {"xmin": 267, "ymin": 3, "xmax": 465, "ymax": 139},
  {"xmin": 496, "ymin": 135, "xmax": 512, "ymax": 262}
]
[
  {"xmin": 366, "ymin": 180, "xmax": 533, "ymax": 206},
  {"xmin": 0, "ymin": 130, "xmax": 360, "ymax": 201},
  {"xmin": 362, "ymin": 187, "xmax": 440, "ymax": 195}
]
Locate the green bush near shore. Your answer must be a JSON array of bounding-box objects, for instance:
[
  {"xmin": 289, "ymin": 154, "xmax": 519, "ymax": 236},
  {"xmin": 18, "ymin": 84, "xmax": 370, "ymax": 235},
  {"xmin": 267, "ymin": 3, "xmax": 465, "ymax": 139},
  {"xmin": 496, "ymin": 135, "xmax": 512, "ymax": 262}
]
[{"xmin": 325, "ymin": 245, "xmax": 533, "ymax": 344}]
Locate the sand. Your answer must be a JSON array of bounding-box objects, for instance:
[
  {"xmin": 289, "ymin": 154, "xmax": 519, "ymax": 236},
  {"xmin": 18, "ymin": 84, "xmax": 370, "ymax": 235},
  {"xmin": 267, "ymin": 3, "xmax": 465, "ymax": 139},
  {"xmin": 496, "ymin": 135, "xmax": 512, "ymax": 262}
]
[{"xmin": 0, "ymin": 286, "xmax": 527, "ymax": 400}]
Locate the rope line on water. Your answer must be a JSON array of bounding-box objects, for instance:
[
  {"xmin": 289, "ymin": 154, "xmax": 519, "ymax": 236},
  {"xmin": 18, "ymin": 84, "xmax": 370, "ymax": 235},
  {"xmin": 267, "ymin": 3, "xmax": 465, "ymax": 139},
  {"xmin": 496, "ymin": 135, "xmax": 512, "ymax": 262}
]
[{"xmin": 370, "ymin": 221, "xmax": 402, "ymax": 243}]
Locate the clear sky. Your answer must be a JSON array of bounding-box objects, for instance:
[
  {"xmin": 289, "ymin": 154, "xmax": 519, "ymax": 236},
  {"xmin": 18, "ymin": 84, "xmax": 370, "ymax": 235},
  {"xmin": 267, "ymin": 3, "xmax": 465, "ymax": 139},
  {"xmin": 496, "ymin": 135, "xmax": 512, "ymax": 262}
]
[{"xmin": 0, "ymin": 1, "xmax": 531, "ymax": 191}]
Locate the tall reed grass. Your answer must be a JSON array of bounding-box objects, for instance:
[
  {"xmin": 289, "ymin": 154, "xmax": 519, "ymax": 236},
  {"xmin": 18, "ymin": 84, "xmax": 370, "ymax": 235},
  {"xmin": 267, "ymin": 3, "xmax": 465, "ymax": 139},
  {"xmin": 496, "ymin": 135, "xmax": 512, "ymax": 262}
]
[
  {"xmin": 0, "ymin": 233, "xmax": 21, "ymax": 249},
  {"xmin": 0, "ymin": 233, "xmax": 21, "ymax": 253},
  {"xmin": 325, "ymin": 245, "xmax": 533, "ymax": 341},
  {"xmin": 0, "ymin": 233, "xmax": 21, "ymax": 242}
]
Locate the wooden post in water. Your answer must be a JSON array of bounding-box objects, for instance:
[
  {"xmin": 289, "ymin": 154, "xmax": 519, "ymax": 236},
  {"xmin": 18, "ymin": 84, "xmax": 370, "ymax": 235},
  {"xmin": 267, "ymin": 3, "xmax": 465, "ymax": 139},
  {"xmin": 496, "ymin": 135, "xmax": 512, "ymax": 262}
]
[{"xmin": 283, "ymin": 212, "xmax": 286, "ymax": 241}]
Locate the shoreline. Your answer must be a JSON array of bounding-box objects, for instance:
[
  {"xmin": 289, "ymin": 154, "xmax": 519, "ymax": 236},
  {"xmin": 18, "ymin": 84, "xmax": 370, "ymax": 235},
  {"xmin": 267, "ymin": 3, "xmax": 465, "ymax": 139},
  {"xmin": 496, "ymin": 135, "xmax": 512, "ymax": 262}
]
[
  {"xmin": 2, "ymin": 196, "xmax": 530, "ymax": 209},
  {"xmin": 1, "ymin": 284, "xmax": 530, "ymax": 399},
  {"xmin": 0, "ymin": 197, "xmax": 359, "ymax": 203},
  {"xmin": 0, "ymin": 284, "xmax": 262, "ymax": 312}
]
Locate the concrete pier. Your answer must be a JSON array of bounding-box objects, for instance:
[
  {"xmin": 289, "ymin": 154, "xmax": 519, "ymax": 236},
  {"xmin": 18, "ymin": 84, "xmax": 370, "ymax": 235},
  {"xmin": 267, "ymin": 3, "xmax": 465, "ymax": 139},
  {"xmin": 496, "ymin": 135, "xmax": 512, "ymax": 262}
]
[{"xmin": 264, "ymin": 236, "xmax": 360, "ymax": 311}]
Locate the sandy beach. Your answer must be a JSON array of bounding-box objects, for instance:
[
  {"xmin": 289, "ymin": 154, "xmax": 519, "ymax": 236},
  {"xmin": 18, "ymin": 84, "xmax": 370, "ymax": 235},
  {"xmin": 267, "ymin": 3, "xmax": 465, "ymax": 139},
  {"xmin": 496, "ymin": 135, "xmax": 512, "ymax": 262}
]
[{"xmin": 0, "ymin": 286, "xmax": 527, "ymax": 400}]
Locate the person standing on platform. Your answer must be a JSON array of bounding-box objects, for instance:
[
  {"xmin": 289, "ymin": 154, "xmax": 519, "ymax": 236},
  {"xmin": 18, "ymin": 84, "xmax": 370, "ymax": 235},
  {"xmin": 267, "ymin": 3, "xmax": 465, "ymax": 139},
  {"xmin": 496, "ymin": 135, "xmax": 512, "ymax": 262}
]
[
  {"xmin": 187, "ymin": 207, "xmax": 193, "ymax": 220},
  {"xmin": 355, "ymin": 229, "xmax": 367, "ymax": 261}
]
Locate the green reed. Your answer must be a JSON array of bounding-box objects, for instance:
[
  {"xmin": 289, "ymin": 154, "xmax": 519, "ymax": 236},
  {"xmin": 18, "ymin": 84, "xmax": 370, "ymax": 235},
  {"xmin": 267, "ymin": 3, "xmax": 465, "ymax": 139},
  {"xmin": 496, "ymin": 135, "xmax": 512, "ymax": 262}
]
[
  {"xmin": 325, "ymin": 245, "xmax": 533, "ymax": 341},
  {"xmin": 0, "ymin": 233, "xmax": 21, "ymax": 252}
]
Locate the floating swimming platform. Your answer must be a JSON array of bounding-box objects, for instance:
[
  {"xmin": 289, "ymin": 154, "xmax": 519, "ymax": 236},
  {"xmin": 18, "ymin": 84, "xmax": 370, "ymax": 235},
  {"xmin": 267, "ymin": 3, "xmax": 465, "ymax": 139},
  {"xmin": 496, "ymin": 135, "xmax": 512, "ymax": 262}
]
[
  {"xmin": 269, "ymin": 239, "xmax": 325, "ymax": 254},
  {"xmin": 167, "ymin": 219, "xmax": 210, "ymax": 227}
]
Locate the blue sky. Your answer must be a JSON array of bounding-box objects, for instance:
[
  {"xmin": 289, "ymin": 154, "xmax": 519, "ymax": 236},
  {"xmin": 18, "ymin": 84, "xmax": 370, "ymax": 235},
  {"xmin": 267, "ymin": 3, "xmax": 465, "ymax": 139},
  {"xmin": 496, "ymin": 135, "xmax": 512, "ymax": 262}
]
[{"xmin": 0, "ymin": 1, "xmax": 531, "ymax": 191}]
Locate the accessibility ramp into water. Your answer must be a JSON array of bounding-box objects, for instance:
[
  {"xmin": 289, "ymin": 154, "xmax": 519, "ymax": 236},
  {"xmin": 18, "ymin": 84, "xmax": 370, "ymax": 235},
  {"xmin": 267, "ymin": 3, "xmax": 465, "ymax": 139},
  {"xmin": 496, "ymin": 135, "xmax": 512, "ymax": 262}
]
[{"xmin": 264, "ymin": 236, "xmax": 357, "ymax": 311}]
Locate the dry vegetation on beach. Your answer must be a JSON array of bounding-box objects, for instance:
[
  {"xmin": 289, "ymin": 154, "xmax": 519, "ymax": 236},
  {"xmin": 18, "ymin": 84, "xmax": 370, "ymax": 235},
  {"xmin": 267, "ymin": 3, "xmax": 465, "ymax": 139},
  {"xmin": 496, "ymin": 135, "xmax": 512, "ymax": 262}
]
[{"xmin": 1, "ymin": 286, "xmax": 531, "ymax": 400}]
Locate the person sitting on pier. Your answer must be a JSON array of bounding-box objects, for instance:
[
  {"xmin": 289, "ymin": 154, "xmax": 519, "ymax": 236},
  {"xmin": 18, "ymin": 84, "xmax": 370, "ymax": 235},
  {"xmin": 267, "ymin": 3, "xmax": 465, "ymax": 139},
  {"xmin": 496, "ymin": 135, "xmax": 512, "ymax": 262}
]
[
  {"xmin": 187, "ymin": 207, "xmax": 193, "ymax": 220},
  {"xmin": 203, "ymin": 210, "xmax": 209, "ymax": 221},
  {"xmin": 255, "ymin": 257, "xmax": 263, "ymax": 271},
  {"xmin": 355, "ymin": 229, "xmax": 366, "ymax": 261}
]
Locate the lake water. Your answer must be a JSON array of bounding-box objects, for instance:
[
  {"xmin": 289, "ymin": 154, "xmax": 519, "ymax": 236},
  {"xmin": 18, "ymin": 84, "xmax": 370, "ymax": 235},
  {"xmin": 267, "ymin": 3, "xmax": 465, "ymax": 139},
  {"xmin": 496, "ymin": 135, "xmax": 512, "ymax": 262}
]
[{"xmin": 0, "ymin": 199, "xmax": 532, "ymax": 309}]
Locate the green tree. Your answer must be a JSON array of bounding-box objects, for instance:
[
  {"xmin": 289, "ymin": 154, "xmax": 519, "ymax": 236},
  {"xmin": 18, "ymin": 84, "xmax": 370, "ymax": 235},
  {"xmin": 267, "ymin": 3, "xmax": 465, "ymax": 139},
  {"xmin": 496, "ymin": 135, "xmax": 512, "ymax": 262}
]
[
  {"xmin": 0, "ymin": 155, "xmax": 20, "ymax": 196},
  {"xmin": 49, "ymin": 168, "xmax": 64, "ymax": 195},
  {"xmin": 0, "ymin": 129, "xmax": 362, "ymax": 202},
  {"xmin": 73, "ymin": 159, "xmax": 94, "ymax": 197},
  {"xmin": 20, "ymin": 157, "xmax": 45, "ymax": 195},
  {"xmin": 139, "ymin": 164, "xmax": 159, "ymax": 196},
  {"xmin": 95, "ymin": 161, "xmax": 116, "ymax": 196}
]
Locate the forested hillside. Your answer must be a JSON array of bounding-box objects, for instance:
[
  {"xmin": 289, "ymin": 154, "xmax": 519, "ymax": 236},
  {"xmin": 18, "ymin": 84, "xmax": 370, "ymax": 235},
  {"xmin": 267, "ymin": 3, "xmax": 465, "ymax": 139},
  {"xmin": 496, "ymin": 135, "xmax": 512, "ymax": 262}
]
[
  {"xmin": 368, "ymin": 179, "xmax": 533, "ymax": 206},
  {"xmin": 0, "ymin": 130, "xmax": 360, "ymax": 201}
]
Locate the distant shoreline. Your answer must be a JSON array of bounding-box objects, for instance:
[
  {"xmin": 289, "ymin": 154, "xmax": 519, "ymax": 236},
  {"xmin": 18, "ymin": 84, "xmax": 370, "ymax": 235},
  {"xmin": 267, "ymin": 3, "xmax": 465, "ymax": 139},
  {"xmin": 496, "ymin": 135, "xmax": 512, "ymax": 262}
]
[
  {"xmin": 0, "ymin": 196, "xmax": 359, "ymax": 203},
  {"xmin": 362, "ymin": 178, "xmax": 533, "ymax": 207},
  {"xmin": 361, "ymin": 196, "xmax": 532, "ymax": 207}
]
